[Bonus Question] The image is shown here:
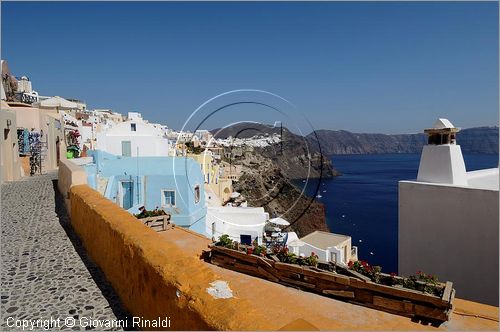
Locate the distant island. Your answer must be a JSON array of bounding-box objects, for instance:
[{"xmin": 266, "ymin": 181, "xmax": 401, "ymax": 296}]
[
  {"xmin": 308, "ymin": 126, "xmax": 499, "ymax": 155},
  {"xmin": 213, "ymin": 123, "xmax": 498, "ymax": 156}
]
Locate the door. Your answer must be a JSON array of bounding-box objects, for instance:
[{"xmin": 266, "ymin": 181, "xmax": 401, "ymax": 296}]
[
  {"xmin": 330, "ymin": 252, "xmax": 337, "ymax": 264},
  {"xmin": 56, "ymin": 137, "xmax": 60, "ymax": 166},
  {"xmin": 121, "ymin": 181, "xmax": 134, "ymax": 210},
  {"xmin": 121, "ymin": 141, "xmax": 131, "ymax": 157}
]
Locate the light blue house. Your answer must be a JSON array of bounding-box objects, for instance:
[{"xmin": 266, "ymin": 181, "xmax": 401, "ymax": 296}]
[{"xmin": 83, "ymin": 150, "xmax": 207, "ymax": 235}]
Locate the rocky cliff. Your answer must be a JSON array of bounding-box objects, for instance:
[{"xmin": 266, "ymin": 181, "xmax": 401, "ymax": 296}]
[
  {"xmin": 213, "ymin": 123, "xmax": 340, "ymax": 179},
  {"xmin": 231, "ymin": 151, "xmax": 330, "ymax": 237},
  {"xmin": 213, "ymin": 122, "xmax": 334, "ymax": 236},
  {"xmin": 307, "ymin": 126, "xmax": 499, "ymax": 155}
]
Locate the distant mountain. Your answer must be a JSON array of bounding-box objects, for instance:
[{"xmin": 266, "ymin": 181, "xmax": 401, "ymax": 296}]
[{"xmin": 307, "ymin": 126, "xmax": 499, "ymax": 155}]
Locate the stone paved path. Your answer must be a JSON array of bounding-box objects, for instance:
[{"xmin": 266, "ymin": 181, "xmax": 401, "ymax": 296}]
[{"xmin": 1, "ymin": 173, "xmax": 130, "ymax": 330}]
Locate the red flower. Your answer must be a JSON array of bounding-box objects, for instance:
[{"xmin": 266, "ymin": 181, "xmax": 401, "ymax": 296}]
[{"xmin": 348, "ymin": 261, "xmax": 354, "ymax": 268}]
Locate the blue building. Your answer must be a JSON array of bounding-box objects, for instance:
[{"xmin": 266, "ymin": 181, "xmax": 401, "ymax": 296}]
[{"xmin": 83, "ymin": 150, "xmax": 207, "ymax": 235}]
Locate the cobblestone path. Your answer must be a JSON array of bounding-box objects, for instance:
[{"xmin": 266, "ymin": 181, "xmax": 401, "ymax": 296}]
[{"xmin": 1, "ymin": 173, "xmax": 130, "ymax": 330}]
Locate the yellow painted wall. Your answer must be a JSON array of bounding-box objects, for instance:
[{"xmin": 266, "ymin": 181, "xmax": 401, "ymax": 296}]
[{"xmin": 69, "ymin": 185, "xmax": 271, "ymax": 331}]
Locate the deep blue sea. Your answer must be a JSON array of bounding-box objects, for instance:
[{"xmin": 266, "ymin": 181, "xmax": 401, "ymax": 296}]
[{"xmin": 296, "ymin": 153, "xmax": 498, "ymax": 274}]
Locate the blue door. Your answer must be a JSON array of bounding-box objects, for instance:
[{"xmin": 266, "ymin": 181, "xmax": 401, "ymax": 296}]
[{"xmin": 122, "ymin": 181, "xmax": 134, "ymax": 210}]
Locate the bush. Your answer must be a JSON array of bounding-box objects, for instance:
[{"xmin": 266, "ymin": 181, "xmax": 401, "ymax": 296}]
[
  {"xmin": 348, "ymin": 260, "xmax": 382, "ymax": 283},
  {"xmin": 134, "ymin": 208, "xmax": 168, "ymax": 219},
  {"xmin": 218, "ymin": 234, "xmax": 233, "ymax": 249},
  {"xmin": 303, "ymin": 252, "xmax": 319, "ymax": 267},
  {"xmin": 253, "ymin": 245, "xmax": 268, "ymax": 257}
]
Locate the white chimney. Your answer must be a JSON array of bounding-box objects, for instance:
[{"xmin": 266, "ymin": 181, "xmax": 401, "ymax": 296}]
[{"xmin": 416, "ymin": 118, "xmax": 468, "ymax": 186}]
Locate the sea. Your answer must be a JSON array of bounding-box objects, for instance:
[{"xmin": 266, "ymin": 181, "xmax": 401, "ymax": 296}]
[{"xmin": 296, "ymin": 153, "xmax": 499, "ymax": 274}]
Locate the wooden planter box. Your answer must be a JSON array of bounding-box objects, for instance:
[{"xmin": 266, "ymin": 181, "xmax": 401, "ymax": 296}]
[
  {"xmin": 137, "ymin": 215, "xmax": 172, "ymax": 232},
  {"xmin": 207, "ymin": 245, "xmax": 455, "ymax": 324}
]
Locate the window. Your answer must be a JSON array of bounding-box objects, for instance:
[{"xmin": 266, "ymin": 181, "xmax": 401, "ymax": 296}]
[
  {"xmin": 194, "ymin": 185, "xmax": 200, "ymax": 203},
  {"xmin": 121, "ymin": 141, "xmax": 131, "ymax": 157},
  {"xmin": 240, "ymin": 235, "xmax": 252, "ymax": 245},
  {"xmin": 161, "ymin": 190, "xmax": 176, "ymax": 207},
  {"xmin": 131, "ymin": 123, "xmax": 137, "ymax": 131}
]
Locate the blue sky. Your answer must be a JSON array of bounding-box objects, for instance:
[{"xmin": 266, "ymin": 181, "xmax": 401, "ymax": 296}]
[{"xmin": 2, "ymin": 1, "xmax": 498, "ymax": 134}]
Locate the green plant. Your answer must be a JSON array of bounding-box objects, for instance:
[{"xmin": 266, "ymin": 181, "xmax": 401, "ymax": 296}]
[
  {"xmin": 253, "ymin": 245, "xmax": 268, "ymax": 257},
  {"xmin": 348, "ymin": 260, "xmax": 382, "ymax": 283},
  {"xmin": 401, "ymin": 271, "xmax": 441, "ymax": 296},
  {"xmin": 134, "ymin": 207, "xmax": 168, "ymax": 219},
  {"xmin": 303, "ymin": 252, "xmax": 319, "ymax": 267},
  {"xmin": 218, "ymin": 234, "xmax": 233, "ymax": 248},
  {"xmin": 272, "ymin": 245, "xmax": 288, "ymax": 261},
  {"xmin": 285, "ymin": 252, "xmax": 298, "ymax": 264}
]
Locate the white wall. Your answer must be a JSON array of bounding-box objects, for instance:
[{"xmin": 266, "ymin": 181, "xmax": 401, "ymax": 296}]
[
  {"xmin": 207, "ymin": 207, "xmax": 267, "ymax": 244},
  {"xmin": 399, "ymin": 181, "xmax": 499, "ymax": 306},
  {"xmin": 97, "ymin": 120, "xmax": 170, "ymax": 157}
]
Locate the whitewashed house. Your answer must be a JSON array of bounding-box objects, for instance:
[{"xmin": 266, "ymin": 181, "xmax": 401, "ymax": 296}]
[
  {"xmin": 96, "ymin": 112, "xmax": 171, "ymax": 157},
  {"xmin": 207, "ymin": 206, "xmax": 268, "ymax": 245},
  {"xmin": 290, "ymin": 231, "xmax": 357, "ymax": 265},
  {"xmin": 399, "ymin": 118, "xmax": 499, "ymax": 306}
]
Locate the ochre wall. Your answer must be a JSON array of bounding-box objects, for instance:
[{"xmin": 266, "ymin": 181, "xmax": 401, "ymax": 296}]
[{"xmin": 69, "ymin": 185, "xmax": 270, "ymax": 331}]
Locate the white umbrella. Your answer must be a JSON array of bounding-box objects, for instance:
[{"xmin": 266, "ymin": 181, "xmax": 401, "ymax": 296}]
[
  {"xmin": 269, "ymin": 217, "xmax": 290, "ymax": 226},
  {"xmin": 230, "ymin": 192, "xmax": 240, "ymax": 199}
]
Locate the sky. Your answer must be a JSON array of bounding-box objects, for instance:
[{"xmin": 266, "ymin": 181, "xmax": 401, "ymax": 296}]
[{"xmin": 2, "ymin": 1, "xmax": 499, "ymax": 134}]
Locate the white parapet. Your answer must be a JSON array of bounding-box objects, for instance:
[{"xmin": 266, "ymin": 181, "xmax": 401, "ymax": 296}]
[{"xmin": 417, "ymin": 144, "xmax": 468, "ymax": 186}]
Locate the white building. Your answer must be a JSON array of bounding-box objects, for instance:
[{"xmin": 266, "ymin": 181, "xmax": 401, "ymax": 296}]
[
  {"xmin": 207, "ymin": 206, "xmax": 268, "ymax": 245},
  {"xmin": 290, "ymin": 231, "xmax": 357, "ymax": 265},
  {"xmin": 96, "ymin": 112, "xmax": 171, "ymax": 157},
  {"xmin": 399, "ymin": 119, "xmax": 499, "ymax": 306}
]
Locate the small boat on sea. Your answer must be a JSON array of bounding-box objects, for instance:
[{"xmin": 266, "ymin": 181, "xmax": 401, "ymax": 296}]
[{"xmin": 316, "ymin": 194, "xmax": 322, "ymax": 198}]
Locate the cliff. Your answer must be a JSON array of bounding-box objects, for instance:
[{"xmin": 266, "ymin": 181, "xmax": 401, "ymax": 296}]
[
  {"xmin": 231, "ymin": 152, "xmax": 329, "ymax": 237},
  {"xmin": 213, "ymin": 122, "xmax": 340, "ymax": 179},
  {"xmin": 307, "ymin": 126, "xmax": 499, "ymax": 155},
  {"xmin": 213, "ymin": 122, "xmax": 333, "ymax": 236}
]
